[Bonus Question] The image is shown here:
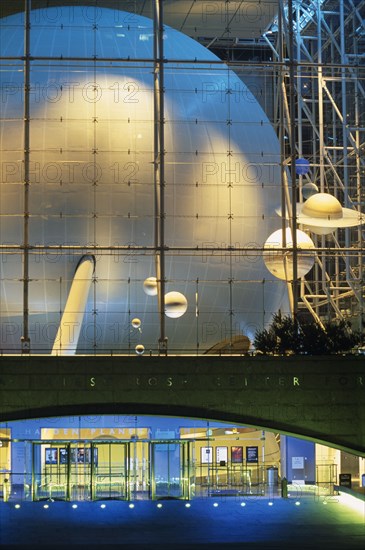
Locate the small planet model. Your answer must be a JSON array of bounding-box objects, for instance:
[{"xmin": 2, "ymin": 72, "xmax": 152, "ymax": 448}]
[
  {"xmin": 135, "ymin": 344, "xmax": 145, "ymax": 355},
  {"xmin": 164, "ymin": 291, "xmax": 188, "ymax": 318},
  {"xmin": 143, "ymin": 277, "xmax": 158, "ymax": 297},
  {"xmin": 264, "ymin": 228, "xmax": 315, "ymax": 281},
  {"xmin": 302, "ymin": 182, "xmax": 319, "ymax": 200},
  {"xmin": 295, "ymin": 158, "xmax": 311, "ymax": 176}
]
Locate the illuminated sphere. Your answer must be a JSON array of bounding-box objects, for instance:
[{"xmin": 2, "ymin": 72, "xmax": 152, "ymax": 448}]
[
  {"xmin": 135, "ymin": 344, "xmax": 145, "ymax": 355},
  {"xmin": 0, "ymin": 6, "xmax": 288, "ymax": 350},
  {"xmin": 143, "ymin": 277, "xmax": 158, "ymax": 297},
  {"xmin": 302, "ymin": 183, "xmax": 318, "ymax": 200},
  {"xmin": 295, "ymin": 158, "xmax": 310, "ymax": 176},
  {"xmin": 131, "ymin": 318, "xmax": 141, "ymax": 329},
  {"xmin": 164, "ymin": 292, "xmax": 188, "ymax": 319},
  {"xmin": 264, "ymin": 228, "xmax": 315, "ymax": 281}
]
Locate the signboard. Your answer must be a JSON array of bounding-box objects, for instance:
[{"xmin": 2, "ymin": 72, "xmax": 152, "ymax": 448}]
[
  {"xmin": 201, "ymin": 446, "xmax": 213, "ymax": 464},
  {"xmin": 339, "ymin": 473, "xmax": 352, "ymax": 488},
  {"xmin": 292, "ymin": 456, "xmax": 304, "ymax": 469},
  {"xmin": 246, "ymin": 446, "xmax": 258, "ymax": 464},
  {"xmin": 216, "ymin": 446, "xmax": 228, "ymax": 465}
]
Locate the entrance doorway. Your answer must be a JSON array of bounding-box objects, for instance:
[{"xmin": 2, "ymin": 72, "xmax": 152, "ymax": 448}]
[
  {"xmin": 30, "ymin": 439, "xmax": 193, "ymax": 501},
  {"xmin": 150, "ymin": 440, "xmax": 192, "ymax": 500}
]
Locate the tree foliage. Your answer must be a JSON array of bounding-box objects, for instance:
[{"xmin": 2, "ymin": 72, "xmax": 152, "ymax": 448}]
[{"xmin": 254, "ymin": 312, "xmax": 362, "ymax": 355}]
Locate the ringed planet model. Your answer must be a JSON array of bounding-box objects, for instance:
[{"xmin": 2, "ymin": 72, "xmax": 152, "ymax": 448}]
[
  {"xmin": 296, "ymin": 193, "xmax": 365, "ymax": 235},
  {"xmin": 277, "ymin": 192, "xmax": 365, "ymax": 236}
]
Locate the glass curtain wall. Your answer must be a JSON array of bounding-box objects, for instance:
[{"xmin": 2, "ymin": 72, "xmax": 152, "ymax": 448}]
[
  {"xmin": 1, "ymin": 1, "xmax": 364, "ymax": 355},
  {"xmin": 0, "ymin": 0, "xmax": 288, "ymax": 355}
]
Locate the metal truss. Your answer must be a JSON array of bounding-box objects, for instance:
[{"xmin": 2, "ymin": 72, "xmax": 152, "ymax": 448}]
[{"xmin": 265, "ymin": 0, "xmax": 365, "ymax": 330}]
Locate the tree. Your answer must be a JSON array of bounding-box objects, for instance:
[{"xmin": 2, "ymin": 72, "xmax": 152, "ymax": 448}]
[
  {"xmin": 253, "ymin": 328, "xmax": 276, "ymax": 354},
  {"xmin": 299, "ymin": 320, "xmax": 332, "ymax": 354},
  {"xmin": 323, "ymin": 319, "xmax": 361, "ymax": 353},
  {"xmin": 254, "ymin": 314, "xmax": 362, "ymax": 355},
  {"xmin": 254, "ymin": 312, "xmax": 300, "ymax": 355}
]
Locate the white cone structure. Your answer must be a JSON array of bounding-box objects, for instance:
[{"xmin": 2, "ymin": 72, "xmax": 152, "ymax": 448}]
[{"xmin": 52, "ymin": 256, "xmax": 95, "ymax": 355}]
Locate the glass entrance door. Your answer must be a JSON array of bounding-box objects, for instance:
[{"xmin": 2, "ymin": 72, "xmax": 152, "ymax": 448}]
[
  {"xmin": 31, "ymin": 439, "xmax": 194, "ymax": 501},
  {"xmin": 150, "ymin": 441, "xmax": 192, "ymax": 500},
  {"xmin": 32, "ymin": 442, "xmax": 69, "ymax": 501},
  {"xmin": 92, "ymin": 441, "xmax": 128, "ymax": 500},
  {"xmin": 127, "ymin": 440, "xmax": 150, "ymax": 500}
]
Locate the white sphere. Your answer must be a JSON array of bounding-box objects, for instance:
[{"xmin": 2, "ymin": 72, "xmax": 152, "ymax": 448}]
[
  {"xmin": 135, "ymin": 344, "xmax": 145, "ymax": 355},
  {"xmin": 143, "ymin": 277, "xmax": 158, "ymax": 296},
  {"xmin": 131, "ymin": 318, "xmax": 141, "ymax": 329},
  {"xmin": 0, "ymin": 6, "xmax": 288, "ymax": 351},
  {"xmin": 302, "ymin": 183, "xmax": 319, "ymax": 200},
  {"xmin": 264, "ymin": 228, "xmax": 315, "ymax": 281},
  {"xmin": 164, "ymin": 292, "xmax": 188, "ymax": 319}
]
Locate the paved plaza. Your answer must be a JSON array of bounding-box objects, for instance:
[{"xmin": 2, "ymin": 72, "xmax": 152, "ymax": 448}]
[{"xmin": 1, "ymin": 489, "xmax": 364, "ymax": 548}]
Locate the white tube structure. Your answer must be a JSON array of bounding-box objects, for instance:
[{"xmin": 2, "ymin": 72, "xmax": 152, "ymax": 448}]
[{"xmin": 52, "ymin": 256, "xmax": 95, "ymax": 355}]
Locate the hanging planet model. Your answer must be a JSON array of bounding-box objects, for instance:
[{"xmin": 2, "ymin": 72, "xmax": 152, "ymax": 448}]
[{"xmin": 263, "ymin": 228, "xmax": 315, "ymax": 281}]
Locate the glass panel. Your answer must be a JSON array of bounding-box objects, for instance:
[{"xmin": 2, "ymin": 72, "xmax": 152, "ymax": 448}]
[
  {"xmin": 93, "ymin": 442, "xmax": 127, "ymax": 501},
  {"xmin": 128, "ymin": 440, "xmax": 149, "ymax": 500},
  {"xmin": 0, "ymin": 9, "xmax": 24, "ymax": 56},
  {"xmin": 32, "ymin": 442, "xmax": 68, "ymax": 501},
  {"xmin": 0, "ymin": 429, "xmax": 11, "ymax": 501},
  {"xmin": 69, "ymin": 442, "xmax": 91, "ymax": 501},
  {"xmin": 152, "ymin": 442, "xmax": 184, "ymax": 500}
]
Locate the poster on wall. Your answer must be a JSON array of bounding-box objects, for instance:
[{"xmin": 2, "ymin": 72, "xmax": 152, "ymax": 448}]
[
  {"xmin": 59, "ymin": 447, "xmax": 98, "ymax": 465},
  {"xmin": 231, "ymin": 446, "xmax": 243, "ymax": 464},
  {"xmin": 59, "ymin": 448, "xmax": 68, "ymax": 464},
  {"xmin": 86, "ymin": 447, "xmax": 98, "ymax": 466},
  {"xmin": 246, "ymin": 446, "xmax": 258, "ymax": 464},
  {"xmin": 216, "ymin": 446, "xmax": 228, "ymax": 465},
  {"xmin": 201, "ymin": 446, "xmax": 213, "ymax": 464},
  {"xmin": 45, "ymin": 448, "xmax": 58, "ymax": 465},
  {"xmin": 77, "ymin": 448, "xmax": 86, "ymax": 463}
]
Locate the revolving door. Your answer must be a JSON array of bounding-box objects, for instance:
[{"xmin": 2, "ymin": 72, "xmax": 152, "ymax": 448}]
[
  {"xmin": 31, "ymin": 439, "xmax": 194, "ymax": 501},
  {"xmin": 31, "ymin": 441, "xmax": 129, "ymax": 501}
]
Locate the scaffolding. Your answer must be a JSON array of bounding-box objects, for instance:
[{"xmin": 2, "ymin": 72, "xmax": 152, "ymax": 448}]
[
  {"xmin": 267, "ymin": 0, "xmax": 365, "ymax": 328},
  {"xmin": 201, "ymin": 0, "xmax": 365, "ymax": 329}
]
